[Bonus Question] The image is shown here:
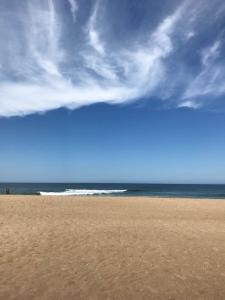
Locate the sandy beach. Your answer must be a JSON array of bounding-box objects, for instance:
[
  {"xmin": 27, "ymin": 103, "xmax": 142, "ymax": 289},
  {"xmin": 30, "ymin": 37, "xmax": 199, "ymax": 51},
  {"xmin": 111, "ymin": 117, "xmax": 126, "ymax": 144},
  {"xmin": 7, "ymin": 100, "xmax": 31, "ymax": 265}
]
[{"xmin": 0, "ymin": 196, "xmax": 225, "ymax": 299}]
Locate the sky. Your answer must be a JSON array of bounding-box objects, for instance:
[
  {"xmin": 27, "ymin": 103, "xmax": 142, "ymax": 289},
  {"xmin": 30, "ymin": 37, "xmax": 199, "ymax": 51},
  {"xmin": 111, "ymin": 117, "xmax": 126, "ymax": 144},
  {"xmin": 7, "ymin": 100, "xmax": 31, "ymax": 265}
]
[{"xmin": 0, "ymin": 0, "xmax": 225, "ymax": 183}]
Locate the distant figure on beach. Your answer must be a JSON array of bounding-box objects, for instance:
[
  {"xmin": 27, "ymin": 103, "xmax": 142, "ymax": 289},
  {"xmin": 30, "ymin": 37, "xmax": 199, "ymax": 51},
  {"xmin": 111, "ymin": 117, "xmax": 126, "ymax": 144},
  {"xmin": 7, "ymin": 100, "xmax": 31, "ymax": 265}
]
[{"xmin": 5, "ymin": 187, "xmax": 10, "ymax": 195}]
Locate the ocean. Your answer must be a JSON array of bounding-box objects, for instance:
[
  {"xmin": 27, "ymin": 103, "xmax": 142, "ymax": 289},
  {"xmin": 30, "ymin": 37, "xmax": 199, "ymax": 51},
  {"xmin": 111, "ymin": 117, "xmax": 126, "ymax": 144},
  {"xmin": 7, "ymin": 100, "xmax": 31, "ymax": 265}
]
[{"xmin": 1, "ymin": 183, "xmax": 225, "ymax": 199}]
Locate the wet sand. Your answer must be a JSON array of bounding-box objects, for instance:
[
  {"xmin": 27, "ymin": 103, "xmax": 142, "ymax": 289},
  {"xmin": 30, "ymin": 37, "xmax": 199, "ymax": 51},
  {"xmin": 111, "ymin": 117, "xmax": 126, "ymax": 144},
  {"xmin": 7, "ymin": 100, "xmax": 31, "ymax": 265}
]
[{"xmin": 0, "ymin": 195, "xmax": 225, "ymax": 299}]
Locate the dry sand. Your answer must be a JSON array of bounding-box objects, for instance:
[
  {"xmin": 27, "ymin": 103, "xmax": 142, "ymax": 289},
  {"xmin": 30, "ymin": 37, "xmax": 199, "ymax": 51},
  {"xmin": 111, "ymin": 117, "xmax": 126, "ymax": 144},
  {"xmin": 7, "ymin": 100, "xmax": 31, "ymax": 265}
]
[{"xmin": 0, "ymin": 195, "xmax": 225, "ymax": 300}]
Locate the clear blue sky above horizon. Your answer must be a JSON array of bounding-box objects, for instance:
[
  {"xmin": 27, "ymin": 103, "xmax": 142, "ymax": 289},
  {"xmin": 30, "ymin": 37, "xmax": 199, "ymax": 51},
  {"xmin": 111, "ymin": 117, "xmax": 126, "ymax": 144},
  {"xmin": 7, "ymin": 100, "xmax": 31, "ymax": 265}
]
[
  {"xmin": 1, "ymin": 104, "xmax": 225, "ymax": 184},
  {"xmin": 0, "ymin": 0, "xmax": 225, "ymax": 183}
]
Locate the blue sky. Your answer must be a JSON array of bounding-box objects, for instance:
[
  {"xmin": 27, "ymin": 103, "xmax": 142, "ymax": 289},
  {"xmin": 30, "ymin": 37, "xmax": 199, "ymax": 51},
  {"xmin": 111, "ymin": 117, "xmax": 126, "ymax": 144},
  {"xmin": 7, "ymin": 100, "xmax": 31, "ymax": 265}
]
[
  {"xmin": 1, "ymin": 104, "xmax": 225, "ymax": 183},
  {"xmin": 0, "ymin": 0, "xmax": 225, "ymax": 183}
]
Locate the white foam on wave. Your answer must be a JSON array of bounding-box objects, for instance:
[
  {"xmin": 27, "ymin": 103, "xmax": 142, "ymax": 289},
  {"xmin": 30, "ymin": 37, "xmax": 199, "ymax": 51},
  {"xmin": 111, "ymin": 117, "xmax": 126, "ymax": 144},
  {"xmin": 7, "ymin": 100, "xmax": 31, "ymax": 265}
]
[{"xmin": 39, "ymin": 189, "xmax": 127, "ymax": 196}]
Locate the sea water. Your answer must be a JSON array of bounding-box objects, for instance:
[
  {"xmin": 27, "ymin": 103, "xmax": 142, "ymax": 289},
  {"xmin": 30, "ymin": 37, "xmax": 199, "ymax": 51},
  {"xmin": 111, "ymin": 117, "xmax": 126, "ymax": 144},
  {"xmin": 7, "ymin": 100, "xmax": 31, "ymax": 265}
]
[{"xmin": 1, "ymin": 183, "xmax": 225, "ymax": 199}]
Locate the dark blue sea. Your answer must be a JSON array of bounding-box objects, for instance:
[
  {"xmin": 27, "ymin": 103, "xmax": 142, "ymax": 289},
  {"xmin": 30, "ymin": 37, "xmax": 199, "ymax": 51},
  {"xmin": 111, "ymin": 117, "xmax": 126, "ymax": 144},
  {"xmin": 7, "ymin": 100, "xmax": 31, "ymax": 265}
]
[{"xmin": 1, "ymin": 183, "xmax": 225, "ymax": 199}]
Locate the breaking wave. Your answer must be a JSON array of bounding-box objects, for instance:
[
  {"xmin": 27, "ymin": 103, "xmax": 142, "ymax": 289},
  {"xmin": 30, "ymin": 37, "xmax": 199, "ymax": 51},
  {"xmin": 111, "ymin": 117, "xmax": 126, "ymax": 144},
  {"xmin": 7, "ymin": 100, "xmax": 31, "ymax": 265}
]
[{"xmin": 39, "ymin": 189, "xmax": 127, "ymax": 196}]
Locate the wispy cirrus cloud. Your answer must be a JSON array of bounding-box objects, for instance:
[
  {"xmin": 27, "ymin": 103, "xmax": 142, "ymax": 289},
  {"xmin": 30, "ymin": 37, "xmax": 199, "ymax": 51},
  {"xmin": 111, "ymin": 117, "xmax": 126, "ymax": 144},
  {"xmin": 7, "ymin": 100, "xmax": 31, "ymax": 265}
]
[
  {"xmin": 181, "ymin": 39, "xmax": 225, "ymax": 108},
  {"xmin": 68, "ymin": 0, "xmax": 78, "ymax": 21},
  {"xmin": 0, "ymin": 0, "xmax": 225, "ymax": 117}
]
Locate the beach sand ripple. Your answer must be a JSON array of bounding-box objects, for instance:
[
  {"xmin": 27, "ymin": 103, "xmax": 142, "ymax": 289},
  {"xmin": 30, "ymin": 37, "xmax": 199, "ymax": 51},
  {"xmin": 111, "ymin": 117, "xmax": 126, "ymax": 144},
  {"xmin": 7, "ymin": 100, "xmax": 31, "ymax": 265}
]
[{"xmin": 1, "ymin": 196, "xmax": 225, "ymax": 299}]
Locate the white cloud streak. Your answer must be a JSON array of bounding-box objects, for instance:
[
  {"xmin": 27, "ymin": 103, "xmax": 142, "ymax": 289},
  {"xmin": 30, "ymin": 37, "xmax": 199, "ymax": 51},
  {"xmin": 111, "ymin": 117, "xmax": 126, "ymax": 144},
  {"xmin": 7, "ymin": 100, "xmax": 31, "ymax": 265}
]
[
  {"xmin": 0, "ymin": 0, "xmax": 224, "ymax": 117},
  {"xmin": 181, "ymin": 39, "xmax": 225, "ymax": 107},
  {"xmin": 201, "ymin": 40, "xmax": 221, "ymax": 66},
  {"xmin": 86, "ymin": 1, "xmax": 105, "ymax": 55},
  {"xmin": 68, "ymin": 0, "xmax": 78, "ymax": 21}
]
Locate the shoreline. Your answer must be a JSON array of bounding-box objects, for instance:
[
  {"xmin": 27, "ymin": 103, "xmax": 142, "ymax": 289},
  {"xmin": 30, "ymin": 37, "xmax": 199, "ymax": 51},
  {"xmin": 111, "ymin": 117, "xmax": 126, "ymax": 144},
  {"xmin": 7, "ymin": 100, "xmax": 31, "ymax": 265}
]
[
  {"xmin": 1, "ymin": 195, "xmax": 225, "ymax": 299},
  {"xmin": 1, "ymin": 194, "xmax": 225, "ymax": 201},
  {"xmin": 1, "ymin": 193, "xmax": 225, "ymax": 198}
]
